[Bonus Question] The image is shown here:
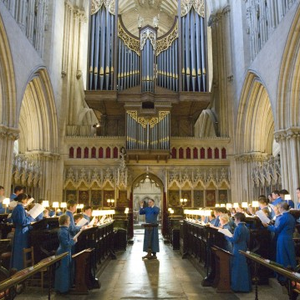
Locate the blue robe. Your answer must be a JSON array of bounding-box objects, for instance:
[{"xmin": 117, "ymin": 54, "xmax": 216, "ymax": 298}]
[
  {"xmin": 11, "ymin": 203, "xmax": 34, "ymax": 270},
  {"xmin": 0, "ymin": 202, "xmax": 5, "ymax": 214},
  {"xmin": 66, "ymin": 210, "xmax": 81, "ymax": 237},
  {"xmin": 272, "ymin": 197, "xmax": 283, "ymax": 206},
  {"xmin": 55, "ymin": 226, "xmax": 75, "ymax": 293},
  {"xmin": 35, "ymin": 211, "xmax": 44, "ymax": 222},
  {"xmin": 226, "ymin": 222, "xmax": 252, "ymax": 292},
  {"xmin": 140, "ymin": 206, "xmax": 160, "ymax": 253},
  {"xmin": 267, "ymin": 212, "xmax": 296, "ymax": 270}
]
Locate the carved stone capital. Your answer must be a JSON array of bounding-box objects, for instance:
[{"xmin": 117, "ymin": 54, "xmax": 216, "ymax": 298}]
[
  {"xmin": 274, "ymin": 127, "xmax": 300, "ymax": 141},
  {"xmin": 235, "ymin": 152, "xmax": 269, "ymax": 162},
  {"xmin": 0, "ymin": 125, "xmax": 19, "ymax": 140}
]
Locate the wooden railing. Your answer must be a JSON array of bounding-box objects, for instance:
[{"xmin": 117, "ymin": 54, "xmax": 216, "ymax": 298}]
[
  {"xmin": 0, "ymin": 252, "xmax": 68, "ymax": 300},
  {"xmin": 240, "ymin": 251, "xmax": 300, "ymax": 300}
]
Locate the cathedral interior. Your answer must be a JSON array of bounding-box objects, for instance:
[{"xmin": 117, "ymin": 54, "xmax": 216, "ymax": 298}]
[{"xmin": 1, "ymin": 0, "xmax": 300, "ymax": 298}]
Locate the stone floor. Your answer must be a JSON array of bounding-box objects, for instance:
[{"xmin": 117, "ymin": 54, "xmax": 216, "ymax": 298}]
[{"xmin": 15, "ymin": 230, "xmax": 289, "ymax": 300}]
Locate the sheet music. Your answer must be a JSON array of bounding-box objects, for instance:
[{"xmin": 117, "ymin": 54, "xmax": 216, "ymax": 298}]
[
  {"xmin": 24, "ymin": 198, "xmax": 35, "ymax": 207},
  {"xmin": 76, "ymin": 217, "xmax": 88, "ymax": 227},
  {"xmin": 88, "ymin": 217, "xmax": 96, "ymax": 226},
  {"xmin": 73, "ymin": 228, "xmax": 83, "ymax": 240},
  {"xmin": 218, "ymin": 228, "xmax": 233, "ymax": 238},
  {"xmin": 28, "ymin": 203, "xmax": 44, "ymax": 219},
  {"xmin": 256, "ymin": 209, "xmax": 270, "ymax": 224}
]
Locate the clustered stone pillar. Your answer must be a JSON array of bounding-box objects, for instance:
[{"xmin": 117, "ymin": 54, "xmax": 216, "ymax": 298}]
[
  {"xmin": 275, "ymin": 128, "xmax": 300, "ymax": 201},
  {"xmin": 0, "ymin": 126, "xmax": 19, "ymax": 194}
]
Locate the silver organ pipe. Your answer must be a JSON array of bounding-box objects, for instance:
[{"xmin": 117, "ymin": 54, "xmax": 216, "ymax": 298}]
[
  {"xmin": 181, "ymin": 16, "xmax": 186, "ymax": 91},
  {"xmin": 200, "ymin": 16, "xmax": 206, "ymax": 90},
  {"xmin": 99, "ymin": 8, "xmax": 105, "ymax": 90},
  {"xmin": 89, "ymin": 9, "xmax": 95, "ymax": 90},
  {"xmin": 126, "ymin": 112, "xmax": 170, "ymax": 150},
  {"xmin": 181, "ymin": 7, "xmax": 207, "ymax": 92},
  {"xmin": 117, "ymin": 39, "xmax": 140, "ymax": 91},
  {"xmin": 89, "ymin": 5, "xmax": 115, "ymax": 90},
  {"xmin": 156, "ymin": 38, "xmax": 178, "ymax": 92}
]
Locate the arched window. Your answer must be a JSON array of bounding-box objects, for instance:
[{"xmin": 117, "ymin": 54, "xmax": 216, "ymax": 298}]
[
  {"xmin": 69, "ymin": 147, "xmax": 74, "ymax": 158},
  {"xmin": 76, "ymin": 147, "xmax": 82, "ymax": 158},
  {"xmin": 186, "ymin": 147, "xmax": 191, "ymax": 159},
  {"xmin": 207, "ymin": 148, "xmax": 212, "ymax": 159},
  {"xmin": 113, "ymin": 147, "xmax": 118, "ymax": 158},
  {"xmin": 222, "ymin": 148, "xmax": 227, "ymax": 159},
  {"xmin": 106, "ymin": 147, "xmax": 111, "ymax": 158},
  {"xmin": 193, "ymin": 147, "xmax": 198, "ymax": 159},
  {"xmin": 200, "ymin": 147, "xmax": 205, "ymax": 159},
  {"xmin": 99, "ymin": 147, "xmax": 103, "ymax": 158},
  {"xmin": 214, "ymin": 148, "xmax": 219, "ymax": 159},
  {"xmin": 91, "ymin": 147, "xmax": 96, "ymax": 158},
  {"xmin": 84, "ymin": 147, "xmax": 89, "ymax": 158},
  {"xmin": 171, "ymin": 147, "xmax": 177, "ymax": 159},
  {"xmin": 179, "ymin": 147, "xmax": 184, "ymax": 159}
]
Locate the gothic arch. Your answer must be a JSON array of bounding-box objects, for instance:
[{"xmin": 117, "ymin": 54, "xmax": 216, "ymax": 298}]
[
  {"xmin": 236, "ymin": 72, "xmax": 274, "ymax": 155},
  {"xmin": 18, "ymin": 68, "xmax": 58, "ymax": 154},
  {"xmin": 277, "ymin": 6, "xmax": 300, "ymax": 130},
  {"xmin": 132, "ymin": 173, "xmax": 164, "ymax": 190},
  {"xmin": 0, "ymin": 15, "xmax": 16, "ymax": 127}
]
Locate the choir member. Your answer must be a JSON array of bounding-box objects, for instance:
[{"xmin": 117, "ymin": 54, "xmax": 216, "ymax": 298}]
[
  {"xmin": 219, "ymin": 213, "xmax": 234, "ymax": 252},
  {"xmin": 66, "ymin": 200, "xmax": 81, "ymax": 237},
  {"xmin": 10, "ymin": 186, "xmax": 24, "ymax": 200},
  {"xmin": 225, "ymin": 212, "xmax": 252, "ymax": 292},
  {"xmin": 82, "ymin": 205, "xmax": 92, "ymax": 223},
  {"xmin": 55, "ymin": 214, "xmax": 77, "ymax": 294},
  {"xmin": 0, "ymin": 186, "xmax": 5, "ymax": 214},
  {"xmin": 280, "ymin": 189, "xmax": 295, "ymax": 208},
  {"xmin": 296, "ymin": 187, "xmax": 300, "ymax": 210},
  {"xmin": 263, "ymin": 202, "xmax": 297, "ymax": 284},
  {"xmin": 10, "ymin": 193, "xmax": 34, "ymax": 270}
]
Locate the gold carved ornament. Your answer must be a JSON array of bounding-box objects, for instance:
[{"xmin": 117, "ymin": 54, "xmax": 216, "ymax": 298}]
[
  {"xmin": 91, "ymin": 0, "xmax": 115, "ymax": 15},
  {"xmin": 127, "ymin": 111, "xmax": 169, "ymax": 128},
  {"xmin": 181, "ymin": 0, "xmax": 205, "ymax": 18},
  {"xmin": 156, "ymin": 23, "xmax": 178, "ymax": 56},
  {"xmin": 118, "ymin": 23, "xmax": 140, "ymax": 56}
]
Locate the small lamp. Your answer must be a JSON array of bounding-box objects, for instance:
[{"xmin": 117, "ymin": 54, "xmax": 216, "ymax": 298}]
[
  {"xmin": 42, "ymin": 200, "xmax": 49, "ymax": 208},
  {"xmin": 226, "ymin": 203, "xmax": 232, "ymax": 209},
  {"xmin": 252, "ymin": 201, "xmax": 259, "ymax": 208},
  {"xmin": 52, "ymin": 201, "xmax": 59, "ymax": 215},
  {"xmin": 241, "ymin": 202, "xmax": 248, "ymax": 208}
]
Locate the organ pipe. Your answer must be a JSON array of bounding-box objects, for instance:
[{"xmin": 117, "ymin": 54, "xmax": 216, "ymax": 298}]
[
  {"xmin": 89, "ymin": 5, "xmax": 115, "ymax": 90},
  {"xmin": 181, "ymin": 7, "xmax": 207, "ymax": 92}
]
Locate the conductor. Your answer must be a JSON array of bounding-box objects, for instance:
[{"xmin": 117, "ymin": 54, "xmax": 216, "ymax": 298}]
[{"xmin": 139, "ymin": 199, "xmax": 160, "ymax": 259}]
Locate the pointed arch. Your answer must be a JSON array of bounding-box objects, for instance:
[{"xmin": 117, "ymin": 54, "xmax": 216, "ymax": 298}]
[
  {"xmin": 277, "ymin": 7, "xmax": 300, "ymax": 130},
  {"xmin": 18, "ymin": 68, "xmax": 58, "ymax": 154},
  {"xmin": 0, "ymin": 14, "xmax": 16, "ymax": 127},
  {"xmin": 236, "ymin": 72, "xmax": 274, "ymax": 155}
]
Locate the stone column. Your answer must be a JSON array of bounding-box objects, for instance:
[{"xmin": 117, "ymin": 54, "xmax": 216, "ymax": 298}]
[
  {"xmin": 0, "ymin": 126, "xmax": 19, "ymax": 194},
  {"xmin": 25, "ymin": 151, "xmax": 62, "ymax": 202},
  {"xmin": 275, "ymin": 128, "xmax": 300, "ymax": 201},
  {"xmin": 231, "ymin": 153, "xmax": 269, "ymax": 203}
]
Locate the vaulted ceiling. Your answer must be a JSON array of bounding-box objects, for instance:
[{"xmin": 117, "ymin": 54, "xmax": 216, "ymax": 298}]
[{"xmin": 118, "ymin": 0, "xmax": 178, "ymax": 37}]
